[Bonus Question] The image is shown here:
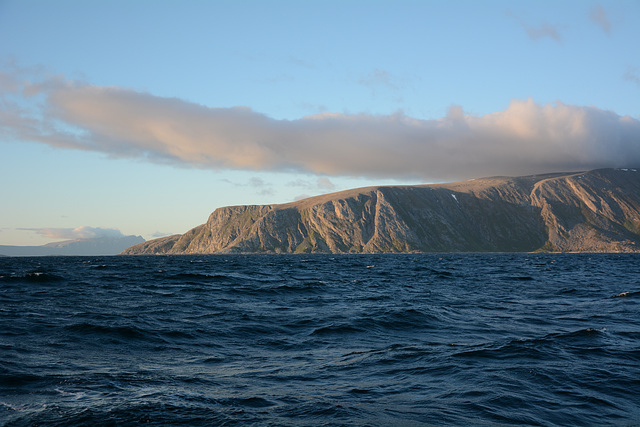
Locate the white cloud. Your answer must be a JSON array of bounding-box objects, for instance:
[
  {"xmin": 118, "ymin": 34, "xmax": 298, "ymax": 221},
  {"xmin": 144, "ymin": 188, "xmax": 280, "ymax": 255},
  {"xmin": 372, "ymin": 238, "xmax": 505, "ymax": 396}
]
[
  {"xmin": 22, "ymin": 226, "xmax": 126, "ymax": 240},
  {"xmin": 2, "ymin": 71, "xmax": 640, "ymax": 182}
]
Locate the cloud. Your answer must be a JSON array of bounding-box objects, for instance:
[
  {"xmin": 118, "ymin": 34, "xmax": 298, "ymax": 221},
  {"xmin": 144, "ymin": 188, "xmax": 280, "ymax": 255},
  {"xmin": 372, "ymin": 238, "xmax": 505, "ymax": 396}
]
[
  {"xmin": 624, "ymin": 67, "xmax": 640, "ymax": 87},
  {"xmin": 507, "ymin": 10, "xmax": 562, "ymax": 43},
  {"xmin": 296, "ymin": 101, "xmax": 328, "ymax": 115},
  {"xmin": 220, "ymin": 176, "xmax": 275, "ymax": 195},
  {"xmin": 289, "ymin": 177, "xmax": 336, "ymax": 202},
  {"xmin": 288, "ymin": 177, "xmax": 336, "ymax": 191},
  {"xmin": 249, "ymin": 177, "xmax": 274, "ymax": 195},
  {"xmin": 287, "ymin": 56, "xmax": 315, "ymax": 69},
  {"xmin": 22, "ymin": 226, "xmax": 127, "ymax": 240},
  {"xmin": 359, "ymin": 69, "xmax": 400, "ymax": 90},
  {"xmin": 250, "ymin": 177, "xmax": 266, "ymax": 187},
  {"xmin": 2, "ymin": 71, "xmax": 640, "ymax": 182},
  {"xmin": 151, "ymin": 231, "xmax": 173, "ymax": 238},
  {"xmin": 590, "ymin": 4, "xmax": 611, "ymax": 34},
  {"xmin": 316, "ymin": 177, "xmax": 336, "ymax": 190},
  {"xmin": 525, "ymin": 23, "xmax": 562, "ymax": 42}
]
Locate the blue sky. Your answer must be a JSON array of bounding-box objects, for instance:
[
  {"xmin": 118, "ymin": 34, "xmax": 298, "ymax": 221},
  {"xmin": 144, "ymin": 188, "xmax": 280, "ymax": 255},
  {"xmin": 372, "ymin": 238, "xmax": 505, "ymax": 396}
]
[{"xmin": 1, "ymin": 0, "xmax": 639, "ymax": 246}]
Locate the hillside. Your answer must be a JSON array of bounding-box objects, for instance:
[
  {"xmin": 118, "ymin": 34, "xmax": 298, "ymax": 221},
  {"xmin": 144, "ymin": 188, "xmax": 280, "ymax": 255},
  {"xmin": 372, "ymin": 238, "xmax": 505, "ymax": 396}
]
[
  {"xmin": 1, "ymin": 235, "xmax": 145, "ymax": 257},
  {"xmin": 122, "ymin": 168, "xmax": 640, "ymax": 254}
]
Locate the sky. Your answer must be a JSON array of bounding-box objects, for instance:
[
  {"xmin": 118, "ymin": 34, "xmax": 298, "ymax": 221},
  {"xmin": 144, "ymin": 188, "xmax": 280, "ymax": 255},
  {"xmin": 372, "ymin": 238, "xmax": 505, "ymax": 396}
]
[{"xmin": 1, "ymin": 0, "xmax": 639, "ymax": 246}]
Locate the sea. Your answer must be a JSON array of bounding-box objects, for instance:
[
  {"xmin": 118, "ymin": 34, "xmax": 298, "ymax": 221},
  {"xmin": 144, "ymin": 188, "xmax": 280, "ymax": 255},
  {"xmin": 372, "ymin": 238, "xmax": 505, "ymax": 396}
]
[{"xmin": 1, "ymin": 253, "xmax": 639, "ymax": 426}]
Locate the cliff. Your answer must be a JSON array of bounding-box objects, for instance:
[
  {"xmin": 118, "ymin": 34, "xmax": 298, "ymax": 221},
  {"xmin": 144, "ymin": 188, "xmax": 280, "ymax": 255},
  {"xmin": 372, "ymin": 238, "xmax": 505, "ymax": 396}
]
[{"xmin": 122, "ymin": 168, "xmax": 640, "ymax": 254}]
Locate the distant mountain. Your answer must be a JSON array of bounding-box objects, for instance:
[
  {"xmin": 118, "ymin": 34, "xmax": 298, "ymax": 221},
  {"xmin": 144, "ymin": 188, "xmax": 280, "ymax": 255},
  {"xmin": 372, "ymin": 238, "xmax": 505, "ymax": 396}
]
[
  {"xmin": 122, "ymin": 168, "xmax": 640, "ymax": 254},
  {"xmin": 0, "ymin": 235, "xmax": 145, "ymax": 257}
]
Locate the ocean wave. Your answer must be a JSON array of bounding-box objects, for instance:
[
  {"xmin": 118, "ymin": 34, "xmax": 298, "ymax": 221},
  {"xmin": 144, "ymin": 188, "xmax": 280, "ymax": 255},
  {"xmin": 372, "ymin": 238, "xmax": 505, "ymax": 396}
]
[
  {"xmin": 168, "ymin": 272, "xmax": 230, "ymax": 282},
  {"xmin": 0, "ymin": 271, "xmax": 65, "ymax": 283},
  {"xmin": 1, "ymin": 254, "xmax": 639, "ymax": 426},
  {"xmin": 63, "ymin": 322, "xmax": 161, "ymax": 343},
  {"xmin": 310, "ymin": 323, "xmax": 367, "ymax": 336},
  {"xmin": 611, "ymin": 290, "xmax": 640, "ymax": 298},
  {"xmin": 0, "ymin": 366, "xmax": 46, "ymax": 387}
]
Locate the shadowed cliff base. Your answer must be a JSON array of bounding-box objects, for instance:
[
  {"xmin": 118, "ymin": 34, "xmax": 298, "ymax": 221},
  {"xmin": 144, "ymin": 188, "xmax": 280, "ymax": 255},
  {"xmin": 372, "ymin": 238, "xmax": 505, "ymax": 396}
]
[{"xmin": 122, "ymin": 168, "xmax": 640, "ymax": 254}]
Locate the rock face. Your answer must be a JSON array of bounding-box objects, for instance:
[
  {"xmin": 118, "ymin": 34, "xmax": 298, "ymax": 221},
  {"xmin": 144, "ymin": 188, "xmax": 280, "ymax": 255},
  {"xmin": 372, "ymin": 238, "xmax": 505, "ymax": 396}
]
[{"xmin": 122, "ymin": 168, "xmax": 640, "ymax": 254}]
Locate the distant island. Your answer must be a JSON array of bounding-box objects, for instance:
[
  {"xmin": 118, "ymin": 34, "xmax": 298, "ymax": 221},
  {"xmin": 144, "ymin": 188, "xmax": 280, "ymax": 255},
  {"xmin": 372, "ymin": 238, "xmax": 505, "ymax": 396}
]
[
  {"xmin": 1, "ymin": 235, "xmax": 144, "ymax": 257},
  {"xmin": 122, "ymin": 168, "xmax": 640, "ymax": 254}
]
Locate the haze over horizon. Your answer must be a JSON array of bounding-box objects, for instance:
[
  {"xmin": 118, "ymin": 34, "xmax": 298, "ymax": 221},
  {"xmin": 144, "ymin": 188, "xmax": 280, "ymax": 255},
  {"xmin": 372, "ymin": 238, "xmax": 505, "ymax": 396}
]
[{"xmin": 1, "ymin": 0, "xmax": 639, "ymax": 246}]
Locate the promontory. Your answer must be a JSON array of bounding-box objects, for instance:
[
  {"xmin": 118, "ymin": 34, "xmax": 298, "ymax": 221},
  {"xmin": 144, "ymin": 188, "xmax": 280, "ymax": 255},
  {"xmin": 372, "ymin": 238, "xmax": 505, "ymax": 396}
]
[{"xmin": 122, "ymin": 168, "xmax": 640, "ymax": 254}]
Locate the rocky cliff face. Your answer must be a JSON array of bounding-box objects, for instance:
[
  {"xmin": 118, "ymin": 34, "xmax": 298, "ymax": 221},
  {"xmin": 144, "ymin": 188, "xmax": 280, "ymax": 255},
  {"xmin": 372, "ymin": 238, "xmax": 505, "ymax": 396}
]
[{"xmin": 122, "ymin": 168, "xmax": 640, "ymax": 254}]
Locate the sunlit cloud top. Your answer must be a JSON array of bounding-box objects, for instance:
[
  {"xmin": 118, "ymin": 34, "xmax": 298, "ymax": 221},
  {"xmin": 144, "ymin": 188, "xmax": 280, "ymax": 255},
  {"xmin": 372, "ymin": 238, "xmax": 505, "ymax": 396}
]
[
  {"xmin": 2, "ymin": 70, "xmax": 640, "ymax": 182},
  {"xmin": 21, "ymin": 226, "xmax": 127, "ymax": 240}
]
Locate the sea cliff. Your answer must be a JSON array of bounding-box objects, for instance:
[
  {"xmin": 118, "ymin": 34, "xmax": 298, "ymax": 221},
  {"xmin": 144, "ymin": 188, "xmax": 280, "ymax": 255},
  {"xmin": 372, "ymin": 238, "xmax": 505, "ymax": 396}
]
[{"xmin": 122, "ymin": 168, "xmax": 640, "ymax": 254}]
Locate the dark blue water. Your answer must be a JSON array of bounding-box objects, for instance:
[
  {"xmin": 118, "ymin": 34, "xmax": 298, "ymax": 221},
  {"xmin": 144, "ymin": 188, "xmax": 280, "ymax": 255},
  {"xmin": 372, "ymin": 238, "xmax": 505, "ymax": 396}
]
[{"xmin": 1, "ymin": 254, "xmax": 639, "ymax": 426}]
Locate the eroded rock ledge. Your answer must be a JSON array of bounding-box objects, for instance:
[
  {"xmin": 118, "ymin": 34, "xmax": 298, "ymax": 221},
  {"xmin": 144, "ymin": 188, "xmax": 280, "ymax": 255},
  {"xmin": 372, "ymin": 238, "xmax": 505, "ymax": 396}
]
[{"xmin": 122, "ymin": 168, "xmax": 640, "ymax": 254}]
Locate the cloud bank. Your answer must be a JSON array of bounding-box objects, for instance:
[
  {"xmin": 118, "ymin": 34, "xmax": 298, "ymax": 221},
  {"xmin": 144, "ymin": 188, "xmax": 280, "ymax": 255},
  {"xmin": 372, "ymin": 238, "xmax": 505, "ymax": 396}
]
[
  {"xmin": 2, "ymin": 71, "xmax": 640, "ymax": 182},
  {"xmin": 22, "ymin": 226, "xmax": 128, "ymax": 240}
]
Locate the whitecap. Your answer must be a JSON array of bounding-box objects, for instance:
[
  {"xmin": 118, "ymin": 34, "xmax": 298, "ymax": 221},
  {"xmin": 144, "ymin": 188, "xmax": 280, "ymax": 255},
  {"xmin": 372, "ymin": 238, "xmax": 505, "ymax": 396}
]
[{"xmin": 55, "ymin": 388, "xmax": 87, "ymax": 400}]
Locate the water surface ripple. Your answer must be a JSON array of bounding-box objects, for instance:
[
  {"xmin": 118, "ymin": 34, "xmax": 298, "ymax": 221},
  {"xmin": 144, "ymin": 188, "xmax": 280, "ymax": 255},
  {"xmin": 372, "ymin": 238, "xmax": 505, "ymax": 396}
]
[{"xmin": 1, "ymin": 254, "xmax": 639, "ymax": 425}]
